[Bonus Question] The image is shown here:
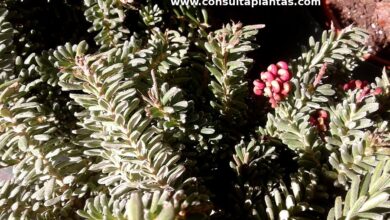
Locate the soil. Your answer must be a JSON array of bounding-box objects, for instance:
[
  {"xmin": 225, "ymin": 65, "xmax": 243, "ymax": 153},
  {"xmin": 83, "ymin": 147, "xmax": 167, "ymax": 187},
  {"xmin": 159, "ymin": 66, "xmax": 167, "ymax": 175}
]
[{"xmin": 327, "ymin": 0, "xmax": 390, "ymax": 58}]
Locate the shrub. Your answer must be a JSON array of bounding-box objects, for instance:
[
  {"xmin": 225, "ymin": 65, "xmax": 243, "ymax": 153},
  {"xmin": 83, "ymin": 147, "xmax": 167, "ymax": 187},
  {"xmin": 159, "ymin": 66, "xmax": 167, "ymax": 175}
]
[{"xmin": 0, "ymin": 0, "xmax": 389, "ymax": 219}]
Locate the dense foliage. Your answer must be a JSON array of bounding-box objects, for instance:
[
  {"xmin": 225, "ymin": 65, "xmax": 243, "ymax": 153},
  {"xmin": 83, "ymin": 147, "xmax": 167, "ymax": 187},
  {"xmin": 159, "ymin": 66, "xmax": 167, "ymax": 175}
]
[{"xmin": 0, "ymin": 0, "xmax": 389, "ymax": 219}]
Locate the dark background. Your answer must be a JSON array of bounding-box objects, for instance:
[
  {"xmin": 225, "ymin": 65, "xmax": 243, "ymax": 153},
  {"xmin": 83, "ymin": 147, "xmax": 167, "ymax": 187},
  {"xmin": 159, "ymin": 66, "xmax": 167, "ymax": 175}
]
[{"xmin": 3, "ymin": 0, "xmax": 384, "ymax": 79}]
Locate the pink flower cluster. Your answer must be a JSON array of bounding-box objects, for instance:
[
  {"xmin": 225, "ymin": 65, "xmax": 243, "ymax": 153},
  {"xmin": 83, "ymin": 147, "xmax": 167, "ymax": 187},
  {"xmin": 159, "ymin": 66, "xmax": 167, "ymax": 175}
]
[
  {"xmin": 253, "ymin": 61, "xmax": 292, "ymax": 108},
  {"xmin": 343, "ymin": 79, "xmax": 382, "ymax": 102},
  {"xmin": 343, "ymin": 80, "xmax": 370, "ymax": 91},
  {"xmin": 309, "ymin": 109, "xmax": 329, "ymax": 132}
]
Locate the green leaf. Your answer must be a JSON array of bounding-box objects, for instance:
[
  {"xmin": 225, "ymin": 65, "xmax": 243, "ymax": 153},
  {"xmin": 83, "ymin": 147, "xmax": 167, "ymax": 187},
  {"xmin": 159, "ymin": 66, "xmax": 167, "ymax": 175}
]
[
  {"xmin": 18, "ymin": 136, "xmax": 28, "ymax": 151},
  {"xmin": 44, "ymin": 196, "xmax": 61, "ymax": 207},
  {"xmin": 155, "ymin": 202, "xmax": 174, "ymax": 220},
  {"xmin": 34, "ymin": 134, "xmax": 51, "ymax": 141},
  {"xmin": 200, "ymin": 127, "xmax": 215, "ymax": 134},
  {"xmin": 334, "ymin": 197, "xmax": 342, "ymax": 219},
  {"xmin": 76, "ymin": 40, "xmax": 88, "ymax": 57},
  {"xmin": 206, "ymin": 63, "xmax": 223, "ymax": 84},
  {"xmin": 359, "ymin": 193, "xmax": 389, "ymax": 212},
  {"xmin": 44, "ymin": 178, "xmax": 55, "ymax": 199},
  {"xmin": 356, "ymin": 103, "xmax": 379, "ymax": 115},
  {"xmin": 317, "ymin": 84, "xmax": 335, "ymax": 96},
  {"xmin": 126, "ymin": 192, "xmax": 143, "ymax": 220}
]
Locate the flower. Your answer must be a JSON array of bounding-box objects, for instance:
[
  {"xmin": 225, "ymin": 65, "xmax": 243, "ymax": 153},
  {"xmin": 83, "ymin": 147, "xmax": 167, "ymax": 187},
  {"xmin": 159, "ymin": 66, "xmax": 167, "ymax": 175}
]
[
  {"xmin": 373, "ymin": 87, "xmax": 383, "ymax": 95},
  {"xmin": 343, "ymin": 80, "xmax": 369, "ymax": 91},
  {"xmin": 253, "ymin": 61, "xmax": 292, "ymax": 108},
  {"xmin": 309, "ymin": 109, "xmax": 329, "ymax": 132},
  {"xmin": 343, "ymin": 79, "xmax": 383, "ymax": 102}
]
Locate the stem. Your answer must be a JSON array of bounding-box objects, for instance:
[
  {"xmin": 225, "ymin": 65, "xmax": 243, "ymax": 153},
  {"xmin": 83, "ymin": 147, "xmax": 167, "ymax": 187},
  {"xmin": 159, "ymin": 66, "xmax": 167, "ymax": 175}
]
[{"xmin": 150, "ymin": 69, "xmax": 159, "ymax": 100}]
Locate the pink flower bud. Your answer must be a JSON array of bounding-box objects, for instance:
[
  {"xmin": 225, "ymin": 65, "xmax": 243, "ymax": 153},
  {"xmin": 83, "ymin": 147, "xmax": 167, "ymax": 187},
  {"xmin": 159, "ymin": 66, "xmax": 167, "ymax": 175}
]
[
  {"xmin": 269, "ymin": 98, "xmax": 278, "ymax": 108},
  {"xmin": 264, "ymin": 87, "xmax": 272, "ymax": 97},
  {"xmin": 273, "ymin": 93, "xmax": 281, "ymax": 101},
  {"xmin": 260, "ymin": 72, "xmax": 265, "ymax": 80},
  {"xmin": 318, "ymin": 110, "xmax": 328, "ymax": 119},
  {"xmin": 271, "ymin": 80, "xmax": 281, "ymax": 93},
  {"xmin": 277, "ymin": 69, "xmax": 291, "ymax": 82},
  {"xmin": 260, "ymin": 71, "xmax": 275, "ymax": 82},
  {"xmin": 309, "ymin": 116, "xmax": 317, "ymax": 126},
  {"xmin": 343, "ymin": 83, "xmax": 350, "ymax": 91},
  {"xmin": 276, "ymin": 61, "xmax": 289, "ymax": 70},
  {"xmin": 348, "ymin": 80, "xmax": 356, "ymax": 89},
  {"xmin": 373, "ymin": 87, "xmax": 383, "ymax": 95},
  {"xmin": 355, "ymin": 80, "xmax": 363, "ymax": 89},
  {"xmin": 267, "ymin": 64, "xmax": 278, "ymax": 75},
  {"xmin": 253, "ymin": 86, "xmax": 263, "ymax": 96},
  {"xmin": 253, "ymin": 79, "xmax": 265, "ymax": 89},
  {"xmin": 281, "ymin": 82, "xmax": 291, "ymax": 96}
]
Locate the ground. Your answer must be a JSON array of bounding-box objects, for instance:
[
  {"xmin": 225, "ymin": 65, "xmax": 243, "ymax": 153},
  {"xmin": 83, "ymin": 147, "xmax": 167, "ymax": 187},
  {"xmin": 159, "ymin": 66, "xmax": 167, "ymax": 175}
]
[{"xmin": 328, "ymin": 0, "xmax": 390, "ymax": 58}]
